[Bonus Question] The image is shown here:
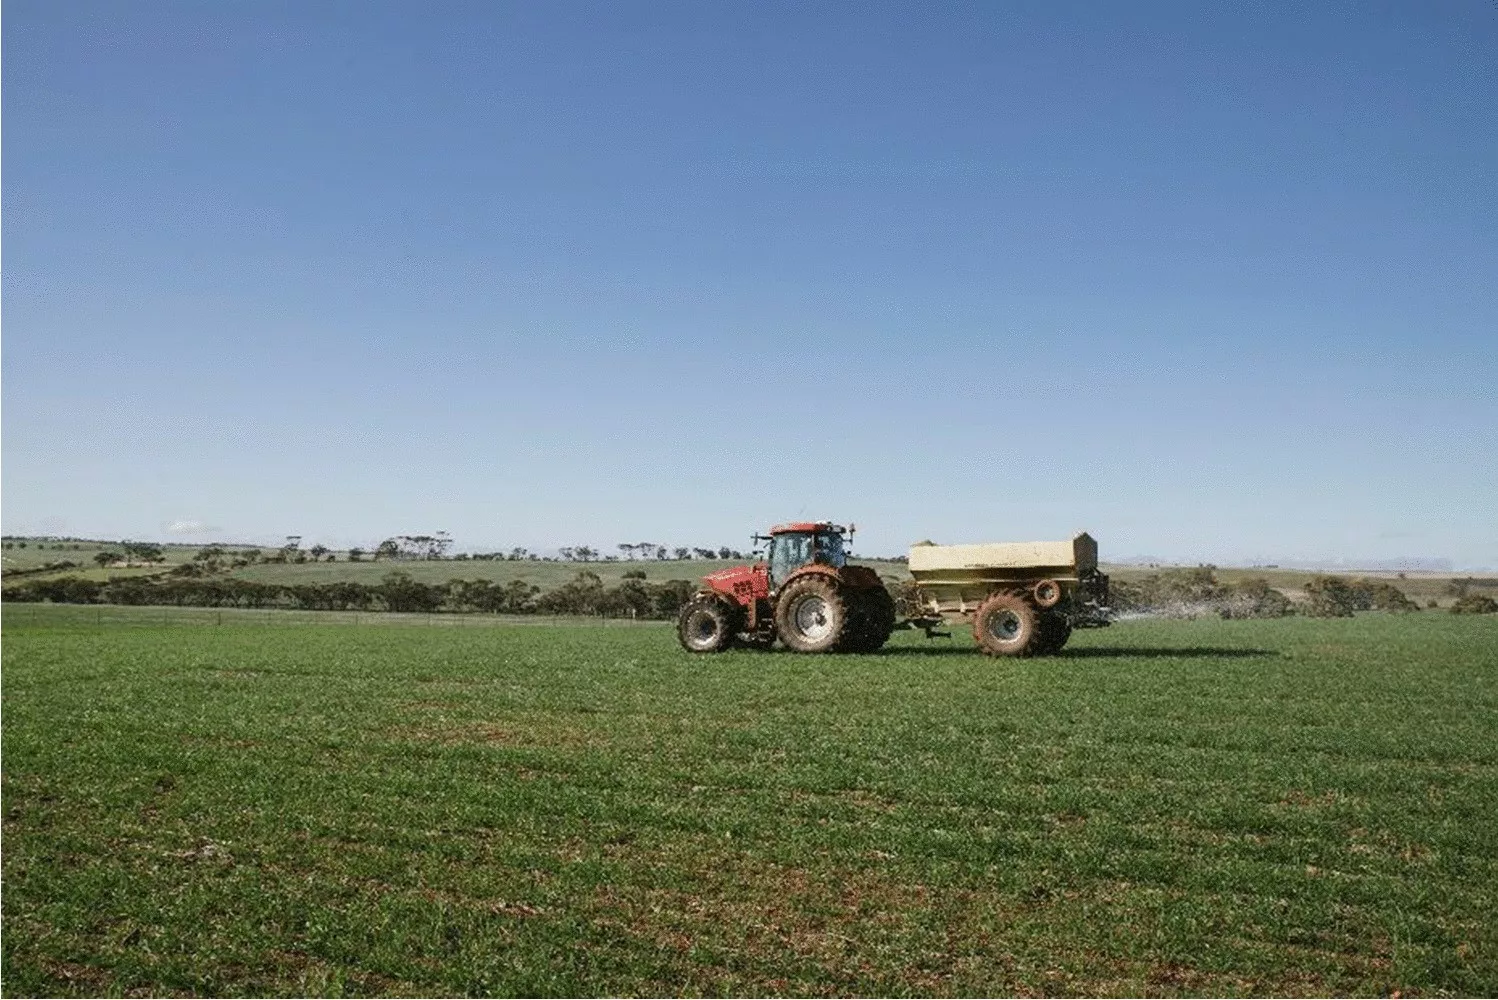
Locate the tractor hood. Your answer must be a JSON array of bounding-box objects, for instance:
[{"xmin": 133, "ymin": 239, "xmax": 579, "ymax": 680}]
[{"xmin": 702, "ymin": 564, "xmax": 770, "ymax": 603}]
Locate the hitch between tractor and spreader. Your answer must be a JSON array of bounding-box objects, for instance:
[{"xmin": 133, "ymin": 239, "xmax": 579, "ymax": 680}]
[{"xmin": 893, "ymin": 617, "xmax": 952, "ymax": 639}]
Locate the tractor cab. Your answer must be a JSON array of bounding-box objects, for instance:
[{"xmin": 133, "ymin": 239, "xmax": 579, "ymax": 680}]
[{"xmin": 764, "ymin": 522, "xmax": 849, "ymax": 591}]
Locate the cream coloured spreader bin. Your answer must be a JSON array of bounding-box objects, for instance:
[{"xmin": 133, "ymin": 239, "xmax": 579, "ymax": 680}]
[
  {"xmin": 904, "ymin": 532, "xmax": 1110, "ymax": 626},
  {"xmin": 907, "ymin": 533, "xmax": 1098, "ymax": 579}
]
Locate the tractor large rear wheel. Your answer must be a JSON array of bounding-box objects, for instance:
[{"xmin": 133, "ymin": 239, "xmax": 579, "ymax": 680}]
[
  {"xmin": 841, "ymin": 587, "xmax": 897, "ymax": 653},
  {"xmin": 775, "ymin": 577, "xmax": 848, "ymax": 653},
  {"xmin": 972, "ymin": 591, "xmax": 1040, "ymax": 657},
  {"xmin": 678, "ymin": 597, "xmax": 737, "ymax": 653}
]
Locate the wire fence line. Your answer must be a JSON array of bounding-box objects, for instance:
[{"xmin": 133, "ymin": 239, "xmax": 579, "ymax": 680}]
[{"xmin": 2, "ymin": 603, "xmax": 673, "ymax": 630}]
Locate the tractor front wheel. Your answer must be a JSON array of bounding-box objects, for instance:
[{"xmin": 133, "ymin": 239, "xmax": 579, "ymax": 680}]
[
  {"xmin": 972, "ymin": 591, "xmax": 1040, "ymax": 657},
  {"xmin": 775, "ymin": 578, "xmax": 848, "ymax": 653},
  {"xmin": 677, "ymin": 597, "xmax": 737, "ymax": 653}
]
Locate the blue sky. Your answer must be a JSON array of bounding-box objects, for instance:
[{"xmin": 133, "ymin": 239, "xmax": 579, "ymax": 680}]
[{"xmin": 5, "ymin": 1, "xmax": 1496, "ymax": 567}]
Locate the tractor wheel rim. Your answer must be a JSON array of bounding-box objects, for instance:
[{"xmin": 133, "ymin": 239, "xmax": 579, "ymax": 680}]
[
  {"xmin": 793, "ymin": 596, "xmax": 833, "ymax": 641},
  {"xmin": 985, "ymin": 610, "xmax": 1022, "ymax": 641}
]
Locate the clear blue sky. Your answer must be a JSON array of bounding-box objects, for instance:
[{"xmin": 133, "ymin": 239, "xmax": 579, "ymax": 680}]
[{"xmin": 5, "ymin": 1, "xmax": 1496, "ymax": 567}]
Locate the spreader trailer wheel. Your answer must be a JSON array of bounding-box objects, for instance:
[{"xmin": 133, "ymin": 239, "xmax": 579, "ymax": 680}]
[
  {"xmin": 1032, "ymin": 579, "xmax": 1063, "ymax": 608},
  {"xmin": 971, "ymin": 591, "xmax": 1040, "ymax": 657}
]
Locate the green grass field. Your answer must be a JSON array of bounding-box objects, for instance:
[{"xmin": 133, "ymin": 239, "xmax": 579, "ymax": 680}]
[{"xmin": 4, "ymin": 609, "xmax": 1496, "ymax": 996}]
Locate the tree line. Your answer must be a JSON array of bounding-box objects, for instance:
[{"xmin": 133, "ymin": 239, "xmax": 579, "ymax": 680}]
[{"xmin": 0, "ymin": 570, "xmax": 699, "ymax": 619}]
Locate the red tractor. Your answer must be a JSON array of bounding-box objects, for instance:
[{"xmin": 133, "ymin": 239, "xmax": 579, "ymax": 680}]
[{"xmin": 677, "ymin": 522, "xmax": 897, "ymax": 654}]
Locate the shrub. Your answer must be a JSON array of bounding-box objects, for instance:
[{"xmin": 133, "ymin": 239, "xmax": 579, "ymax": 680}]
[
  {"xmin": 1302, "ymin": 576, "xmax": 1359, "ymax": 618},
  {"xmin": 1218, "ymin": 578, "xmax": 1295, "ymax": 619},
  {"xmin": 1450, "ymin": 594, "xmax": 1498, "ymax": 615},
  {"xmin": 1355, "ymin": 579, "xmax": 1419, "ymax": 613},
  {"xmin": 1, "ymin": 576, "xmax": 103, "ymax": 604},
  {"xmin": 377, "ymin": 572, "xmax": 444, "ymax": 613}
]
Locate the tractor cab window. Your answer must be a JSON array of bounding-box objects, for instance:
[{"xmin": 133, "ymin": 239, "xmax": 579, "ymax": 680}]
[{"xmin": 768, "ymin": 531, "xmax": 846, "ymax": 589}]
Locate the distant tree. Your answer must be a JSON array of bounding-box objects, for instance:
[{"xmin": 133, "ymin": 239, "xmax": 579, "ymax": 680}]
[
  {"xmin": 693, "ymin": 548, "xmax": 716, "ymax": 560},
  {"xmin": 194, "ymin": 545, "xmax": 227, "ymax": 563},
  {"xmin": 121, "ymin": 540, "xmax": 164, "ymax": 565},
  {"xmin": 239, "ymin": 549, "xmax": 262, "ymax": 564},
  {"xmin": 94, "ymin": 551, "xmax": 121, "ymax": 568},
  {"xmin": 559, "ymin": 547, "xmax": 575, "ymax": 562},
  {"xmin": 655, "ymin": 547, "xmax": 669, "ymax": 560},
  {"xmin": 348, "ymin": 548, "xmax": 365, "ymax": 562},
  {"xmin": 309, "ymin": 544, "xmax": 330, "ymax": 561},
  {"xmin": 17, "ymin": 541, "xmax": 26, "ymax": 549},
  {"xmin": 575, "ymin": 546, "xmax": 597, "ymax": 562},
  {"xmin": 674, "ymin": 547, "xmax": 691, "ymax": 560},
  {"xmin": 375, "ymin": 539, "xmax": 400, "ymax": 561},
  {"xmin": 618, "ymin": 543, "xmax": 637, "ymax": 561},
  {"xmin": 622, "ymin": 569, "xmax": 647, "ymax": 580},
  {"xmin": 1451, "ymin": 594, "xmax": 1498, "ymax": 615},
  {"xmin": 717, "ymin": 547, "xmax": 732, "ymax": 560},
  {"xmin": 509, "ymin": 547, "xmax": 529, "ymax": 561}
]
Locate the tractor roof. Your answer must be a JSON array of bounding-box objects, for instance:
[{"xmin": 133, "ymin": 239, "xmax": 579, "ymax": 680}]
[{"xmin": 768, "ymin": 521, "xmax": 846, "ymax": 535}]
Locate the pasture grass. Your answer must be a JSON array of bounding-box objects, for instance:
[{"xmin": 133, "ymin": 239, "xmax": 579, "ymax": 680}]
[{"xmin": 3, "ymin": 610, "xmax": 1496, "ymax": 996}]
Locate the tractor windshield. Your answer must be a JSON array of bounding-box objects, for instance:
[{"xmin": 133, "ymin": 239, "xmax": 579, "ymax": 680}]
[{"xmin": 768, "ymin": 530, "xmax": 847, "ymax": 589}]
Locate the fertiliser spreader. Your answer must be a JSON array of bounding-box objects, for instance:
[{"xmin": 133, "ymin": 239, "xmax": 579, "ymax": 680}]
[{"xmin": 905, "ymin": 533, "xmax": 1111, "ymax": 656}]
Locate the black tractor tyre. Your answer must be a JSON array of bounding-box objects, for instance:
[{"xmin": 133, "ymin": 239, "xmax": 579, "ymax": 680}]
[
  {"xmin": 841, "ymin": 587, "xmax": 897, "ymax": 653},
  {"xmin": 1033, "ymin": 611, "xmax": 1074, "ymax": 655},
  {"xmin": 972, "ymin": 591, "xmax": 1040, "ymax": 657},
  {"xmin": 775, "ymin": 577, "xmax": 849, "ymax": 654},
  {"xmin": 677, "ymin": 597, "xmax": 737, "ymax": 653}
]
